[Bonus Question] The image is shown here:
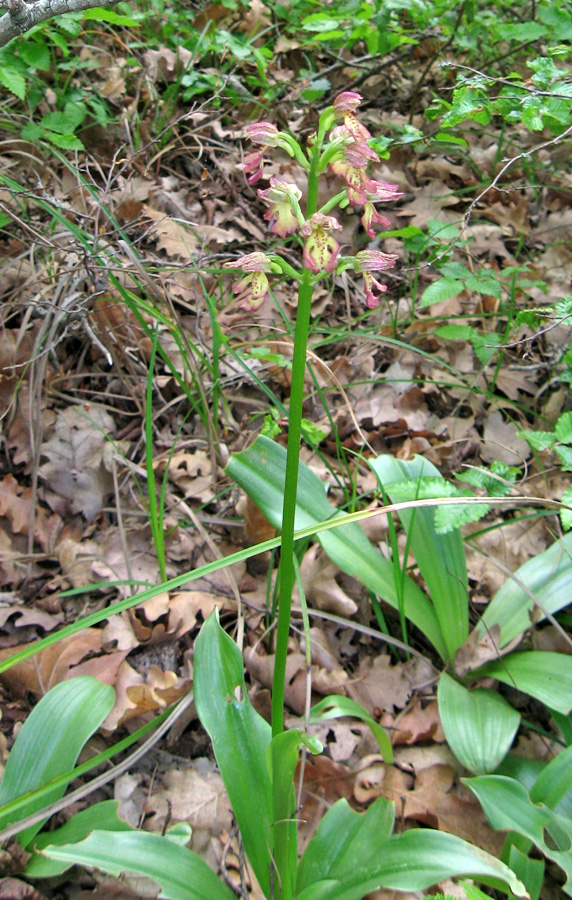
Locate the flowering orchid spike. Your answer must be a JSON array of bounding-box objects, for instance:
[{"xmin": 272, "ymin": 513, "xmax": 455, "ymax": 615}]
[
  {"xmin": 353, "ymin": 250, "xmax": 398, "ymax": 309},
  {"xmin": 258, "ymin": 178, "xmax": 303, "ymax": 238},
  {"xmin": 300, "ymin": 212, "xmax": 342, "ymax": 274},
  {"xmin": 225, "ymin": 252, "xmax": 274, "ymax": 310}
]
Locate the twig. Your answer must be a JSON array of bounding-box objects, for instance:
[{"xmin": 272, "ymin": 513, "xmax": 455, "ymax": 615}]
[{"xmin": 0, "ymin": 0, "xmax": 120, "ymax": 46}]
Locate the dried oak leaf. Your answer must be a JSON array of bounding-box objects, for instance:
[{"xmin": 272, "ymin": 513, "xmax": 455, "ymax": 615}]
[
  {"xmin": 0, "ymin": 629, "xmax": 102, "ymax": 698},
  {"xmin": 352, "ymin": 653, "xmax": 413, "ymax": 715},
  {"xmin": 0, "ymin": 475, "xmax": 62, "ymax": 552},
  {"xmin": 39, "ymin": 404, "xmax": 116, "ymax": 520},
  {"xmin": 0, "ymin": 878, "xmax": 47, "ymax": 900},
  {"xmin": 145, "ymin": 764, "xmax": 232, "ymax": 836},
  {"xmin": 103, "ymin": 662, "xmax": 190, "ymax": 731}
]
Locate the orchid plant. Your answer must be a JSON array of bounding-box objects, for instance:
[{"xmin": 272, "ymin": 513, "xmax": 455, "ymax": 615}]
[
  {"xmin": 226, "ymin": 92, "xmax": 402, "ymax": 740},
  {"xmin": 0, "ymin": 93, "xmax": 528, "ymax": 900}
]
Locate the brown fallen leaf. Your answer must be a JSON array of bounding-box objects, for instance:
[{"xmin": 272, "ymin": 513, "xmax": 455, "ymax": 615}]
[
  {"xmin": 0, "ymin": 629, "xmax": 102, "ymax": 698},
  {"xmin": 0, "ymin": 878, "xmax": 47, "ymax": 900},
  {"xmin": 39, "ymin": 404, "xmax": 116, "ymax": 520}
]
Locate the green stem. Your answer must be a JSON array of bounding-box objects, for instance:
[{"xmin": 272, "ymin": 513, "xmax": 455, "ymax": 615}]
[{"xmin": 271, "ymin": 143, "xmax": 321, "ymax": 739}]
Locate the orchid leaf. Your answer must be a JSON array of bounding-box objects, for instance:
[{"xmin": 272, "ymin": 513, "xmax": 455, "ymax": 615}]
[
  {"xmin": 297, "ymin": 800, "xmax": 527, "ymax": 900},
  {"xmin": 465, "ymin": 775, "xmax": 572, "ymax": 894},
  {"xmin": 193, "ymin": 610, "xmax": 273, "ymax": 897},
  {"xmin": 25, "ymin": 800, "xmax": 133, "ymax": 878},
  {"xmin": 310, "ymin": 695, "xmax": 393, "ymax": 763},
  {"xmin": 438, "ymin": 673, "xmax": 520, "ymax": 774},
  {"xmin": 41, "ymin": 829, "xmax": 236, "ymax": 900},
  {"xmin": 226, "ymin": 436, "xmax": 447, "ymax": 658},
  {"xmin": 478, "ymin": 532, "xmax": 572, "ymax": 648},
  {"xmin": 369, "ymin": 455, "xmax": 468, "ymax": 659},
  {"xmin": 0, "ymin": 676, "xmax": 114, "ymax": 848},
  {"xmin": 473, "ymin": 651, "xmax": 572, "ymax": 714}
]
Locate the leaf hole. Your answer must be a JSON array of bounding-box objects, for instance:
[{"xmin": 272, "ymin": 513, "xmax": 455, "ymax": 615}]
[{"xmin": 233, "ymin": 684, "xmax": 244, "ymax": 703}]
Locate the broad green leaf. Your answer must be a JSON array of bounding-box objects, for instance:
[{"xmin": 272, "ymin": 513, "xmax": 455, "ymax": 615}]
[
  {"xmin": 529, "ymin": 744, "xmax": 572, "ymax": 808},
  {"xmin": 297, "ymin": 798, "xmax": 395, "ymax": 895},
  {"xmin": 18, "ymin": 41, "xmax": 51, "ymax": 71},
  {"xmin": 419, "ymin": 277, "xmax": 464, "ymax": 309},
  {"xmin": 369, "ymin": 455, "xmax": 468, "ymax": 659},
  {"xmin": 465, "ymin": 775, "xmax": 572, "ymax": 893},
  {"xmin": 478, "ymin": 531, "xmax": 572, "ymax": 647},
  {"xmin": 506, "ymin": 844, "xmax": 544, "ymax": 900},
  {"xmin": 310, "ymin": 695, "xmax": 393, "ymax": 763},
  {"xmin": 555, "ymin": 444, "xmax": 572, "ymax": 470},
  {"xmin": 226, "ymin": 436, "xmax": 447, "ymax": 659},
  {"xmin": 437, "ymin": 673, "xmax": 520, "ymax": 774},
  {"xmin": 25, "ymin": 800, "xmax": 133, "ymax": 878},
  {"xmin": 299, "ymin": 817, "xmax": 527, "ymax": 900},
  {"xmin": 193, "ymin": 611, "xmax": 273, "ymax": 897},
  {"xmin": 0, "ymin": 676, "xmax": 114, "ymax": 848},
  {"xmin": 41, "ymin": 829, "xmax": 235, "ymax": 900},
  {"xmin": 474, "ymin": 651, "xmax": 572, "ymax": 714}
]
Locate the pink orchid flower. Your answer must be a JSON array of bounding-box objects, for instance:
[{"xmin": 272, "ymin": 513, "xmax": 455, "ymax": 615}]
[
  {"xmin": 353, "ymin": 250, "xmax": 398, "ymax": 309},
  {"xmin": 300, "ymin": 213, "xmax": 342, "ymax": 274},
  {"xmin": 225, "ymin": 252, "xmax": 274, "ymax": 310},
  {"xmin": 258, "ymin": 178, "xmax": 303, "ymax": 238}
]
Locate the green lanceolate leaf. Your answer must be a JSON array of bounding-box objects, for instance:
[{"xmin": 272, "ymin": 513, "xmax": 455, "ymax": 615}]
[
  {"xmin": 226, "ymin": 436, "xmax": 447, "ymax": 659},
  {"xmin": 193, "ymin": 611, "xmax": 273, "ymax": 896},
  {"xmin": 0, "ymin": 676, "xmax": 114, "ymax": 848},
  {"xmin": 473, "ymin": 651, "xmax": 572, "ymax": 714},
  {"xmin": 478, "ymin": 531, "xmax": 572, "ymax": 648},
  {"xmin": 297, "ymin": 800, "xmax": 527, "ymax": 900},
  {"xmin": 25, "ymin": 800, "xmax": 133, "ymax": 878},
  {"xmin": 310, "ymin": 695, "xmax": 393, "ymax": 763},
  {"xmin": 41, "ymin": 829, "xmax": 236, "ymax": 900},
  {"xmin": 369, "ymin": 455, "xmax": 469, "ymax": 659},
  {"xmin": 465, "ymin": 775, "xmax": 572, "ymax": 894},
  {"xmin": 529, "ymin": 744, "xmax": 572, "ymax": 809},
  {"xmin": 437, "ymin": 672, "xmax": 520, "ymax": 774}
]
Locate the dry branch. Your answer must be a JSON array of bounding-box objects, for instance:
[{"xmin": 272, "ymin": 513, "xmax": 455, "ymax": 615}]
[{"xmin": 0, "ymin": 0, "xmax": 119, "ymax": 46}]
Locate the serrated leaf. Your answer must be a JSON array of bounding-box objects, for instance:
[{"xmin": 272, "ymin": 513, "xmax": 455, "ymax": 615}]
[
  {"xmin": 419, "ymin": 277, "xmax": 464, "ymax": 308},
  {"xmin": 0, "ymin": 66, "xmax": 26, "ymax": 99},
  {"xmin": 438, "ymin": 673, "xmax": 520, "ymax": 774},
  {"xmin": 517, "ymin": 429, "xmax": 555, "ymax": 451},
  {"xmin": 44, "ymin": 131, "xmax": 84, "ymax": 150},
  {"xmin": 555, "ymin": 444, "xmax": 572, "ymax": 471},
  {"xmin": 434, "ymin": 502, "xmax": 489, "ymax": 533},
  {"xmin": 82, "ymin": 7, "xmax": 139, "ymax": 24},
  {"xmin": 561, "ymin": 487, "xmax": 572, "ymax": 531},
  {"xmin": 18, "ymin": 41, "xmax": 51, "ymax": 71},
  {"xmin": 555, "ymin": 412, "xmax": 572, "ymax": 444}
]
